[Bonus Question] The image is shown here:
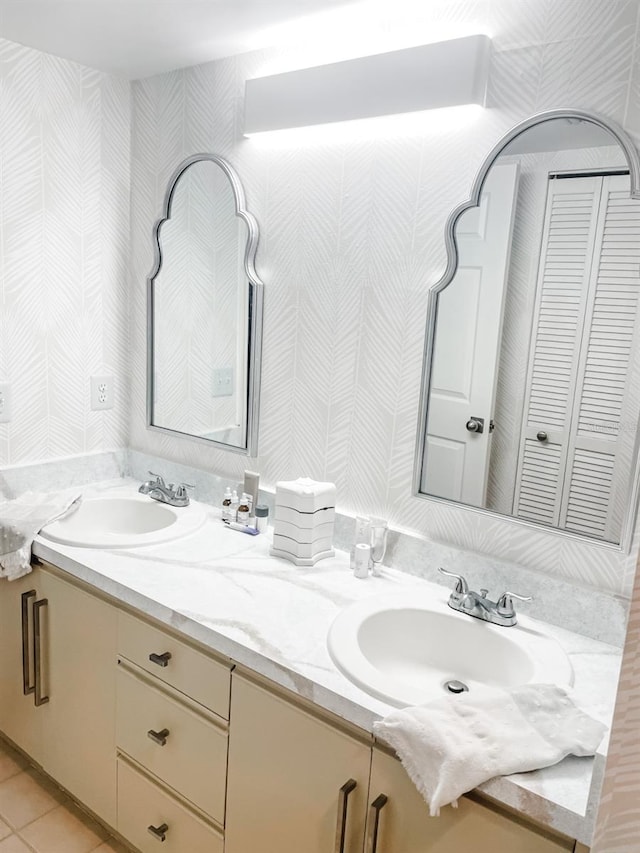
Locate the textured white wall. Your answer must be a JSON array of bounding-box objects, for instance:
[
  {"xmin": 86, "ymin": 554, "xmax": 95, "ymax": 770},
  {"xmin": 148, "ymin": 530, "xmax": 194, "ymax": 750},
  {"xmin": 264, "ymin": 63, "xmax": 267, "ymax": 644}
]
[
  {"xmin": 0, "ymin": 38, "xmax": 131, "ymax": 466},
  {"xmin": 128, "ymin": 0, "xmax": 640, "ymax": 596}
]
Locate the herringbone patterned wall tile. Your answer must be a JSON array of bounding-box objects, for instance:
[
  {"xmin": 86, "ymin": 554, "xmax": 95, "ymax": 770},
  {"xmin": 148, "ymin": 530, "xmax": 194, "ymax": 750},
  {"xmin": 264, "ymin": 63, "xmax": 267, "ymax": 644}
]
[{"xmin": 0, "ymin": 39, "xmax": 130, "ymax": 466}]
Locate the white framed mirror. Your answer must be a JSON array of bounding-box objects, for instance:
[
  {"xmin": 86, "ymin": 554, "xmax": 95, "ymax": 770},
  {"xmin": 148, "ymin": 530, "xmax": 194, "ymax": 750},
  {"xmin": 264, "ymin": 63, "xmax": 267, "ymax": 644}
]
[
  {"xmin": 147, "ymin": 154, "xmax": 263, "ymax": 455},
  {"xmin": 415, "ymin": 110, "xmax": 640, "ymax": 548}
]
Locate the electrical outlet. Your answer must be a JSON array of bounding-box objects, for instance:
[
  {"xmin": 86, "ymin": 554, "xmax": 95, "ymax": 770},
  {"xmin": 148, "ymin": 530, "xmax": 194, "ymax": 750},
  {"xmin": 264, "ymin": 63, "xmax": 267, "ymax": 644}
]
[
  {"xmin": 91, "ymin": 375, "xmax": 114, "ymax": 410},
  {"xmin": 212, "ymin": 367, "xmax": 234, "ymax": 397},
  {"xmin": 0, "ymin": 383, "xmax": 12, "ymax": 423}
]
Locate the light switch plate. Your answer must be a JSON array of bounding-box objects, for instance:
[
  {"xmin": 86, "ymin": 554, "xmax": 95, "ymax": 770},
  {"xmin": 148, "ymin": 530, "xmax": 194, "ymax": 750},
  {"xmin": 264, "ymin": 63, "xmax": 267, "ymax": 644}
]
[{"xmin": 212, "ymin": 367, "xmax": 234, "ymax": 397}]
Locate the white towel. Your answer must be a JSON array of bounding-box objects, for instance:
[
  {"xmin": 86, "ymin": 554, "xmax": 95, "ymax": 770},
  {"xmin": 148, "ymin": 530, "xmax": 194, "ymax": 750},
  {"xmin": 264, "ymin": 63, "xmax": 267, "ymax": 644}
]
[
  {"xmin": 0, "ymin": 492, "xmax": 81, "ymax": 580},
  {"xmin": 373, "ymin": 683, "xmax": 606, "ymax": 816}
]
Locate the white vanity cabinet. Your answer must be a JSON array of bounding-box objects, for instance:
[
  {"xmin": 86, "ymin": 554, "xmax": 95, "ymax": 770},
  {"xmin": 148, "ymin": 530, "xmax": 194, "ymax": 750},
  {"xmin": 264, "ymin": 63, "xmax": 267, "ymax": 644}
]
[
  {"xmin": 226, "ymin": 671, "xmax": 577, "ymax": 853},
  {"xmin": 0, "ymin": 560, "xmax": 588, "ymax": 853},
  {"xmin": 0, "ymin": 561, "xmax": 118, "ymax": 825},
  {"xmin": 115, "ymin": 611, "xmax": 231, "ymax": 852}
]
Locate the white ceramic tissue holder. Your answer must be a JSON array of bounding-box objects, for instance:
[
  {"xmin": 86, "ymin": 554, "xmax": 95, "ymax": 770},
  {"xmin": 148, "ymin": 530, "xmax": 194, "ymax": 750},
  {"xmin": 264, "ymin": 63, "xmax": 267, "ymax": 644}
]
[{"xmin": 270, "ymin": 477, "xmax": 336, "ymax": 566}]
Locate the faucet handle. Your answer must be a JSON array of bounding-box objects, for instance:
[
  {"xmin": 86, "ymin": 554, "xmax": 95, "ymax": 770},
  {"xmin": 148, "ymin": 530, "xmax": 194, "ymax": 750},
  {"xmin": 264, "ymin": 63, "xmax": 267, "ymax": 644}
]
[
  {"xmin": 139, "ymin": 471, "xmax": 166, "ymax": 495},
  {"xmin": 175, "ymin": 482, "xmax": 194, "ymax": 499},
  {"xmin": 438, "ymin": 567, "xmax": 469, "ymax": 595},
  {"xmin": 496, "ymin": 591, "xmax": 533, "ymax": 617}
]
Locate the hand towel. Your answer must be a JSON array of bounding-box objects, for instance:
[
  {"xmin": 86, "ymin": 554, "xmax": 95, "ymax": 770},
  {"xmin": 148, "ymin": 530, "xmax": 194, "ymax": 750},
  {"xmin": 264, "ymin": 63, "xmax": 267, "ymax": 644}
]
[
  {"xmin": 0, "ymin": 492, "xmax": 81, "ymax": 580},
  {"xmin": 373, "ymin": 683, "xmax": 606, "ymax": 816}
]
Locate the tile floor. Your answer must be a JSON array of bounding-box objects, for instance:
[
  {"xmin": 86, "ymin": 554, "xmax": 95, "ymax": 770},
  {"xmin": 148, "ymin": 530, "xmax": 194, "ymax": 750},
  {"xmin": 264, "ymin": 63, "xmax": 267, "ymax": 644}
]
[{"xmin": 0, "ymin": 738, "xmax": 131, "ymax": 853}]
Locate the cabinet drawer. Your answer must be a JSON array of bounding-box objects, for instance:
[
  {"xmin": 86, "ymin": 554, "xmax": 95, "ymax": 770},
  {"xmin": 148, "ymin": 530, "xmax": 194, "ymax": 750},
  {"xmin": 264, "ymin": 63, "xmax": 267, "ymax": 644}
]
[
  {"xmin": 116, "ymin": 664, "xmax": 227, "ymax": 823},
  {"xmin": 118, "ymin": 611, "xmax": 230, "ymax": 718},
  {"xmin": 117, "ymin": 758, "xmax": 223, "ymax": 853}
]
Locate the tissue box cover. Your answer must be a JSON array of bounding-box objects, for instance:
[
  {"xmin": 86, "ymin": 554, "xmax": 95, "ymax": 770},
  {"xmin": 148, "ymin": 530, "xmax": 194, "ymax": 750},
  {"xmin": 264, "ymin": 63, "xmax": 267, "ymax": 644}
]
[{"xmin": 274, "ymin": 478, "xmax": 336, "ymax": 513}]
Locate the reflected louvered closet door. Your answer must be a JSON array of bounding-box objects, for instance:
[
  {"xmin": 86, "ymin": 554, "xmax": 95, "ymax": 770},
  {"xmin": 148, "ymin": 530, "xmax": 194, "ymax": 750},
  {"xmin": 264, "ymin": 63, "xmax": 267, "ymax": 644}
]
[
  {"xmin": 560, "ymin": 175, "xmax": 640, "ymax": 540},
  {"xmin": 514, "ymin": 176, "xmax": 602, "ymax": 527},
  {"xmin": 514, "ymin": 174, "xmax": 640, "ymax": 541}
]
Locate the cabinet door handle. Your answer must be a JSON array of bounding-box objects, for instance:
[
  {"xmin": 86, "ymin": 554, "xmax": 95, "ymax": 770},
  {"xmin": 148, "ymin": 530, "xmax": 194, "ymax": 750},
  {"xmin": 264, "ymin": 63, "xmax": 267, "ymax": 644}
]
[
  {"xmin": 365, "ymin": 794, "xmax": 388, "ymax": 853},
  {"xmin": 147, "ymin": 728, "xmax": 170, "ymax": 746},
  {"xmin": 21, "ymin": 590, "xmax": 36, "ymax": 695},
  {"xmin": 149, "ymin": 651, "xmax": 172, "ymax": 668},
  {"xmin": 334, "ymin": 779, "xmax": 357, "ymax": 853},
  {"xmin": 147, "ymin": 822, "xmax": 169, "ymax": 842},
  {"xmin": 33, "ymin": 598, "xmax": 49, "ymax": 707}
]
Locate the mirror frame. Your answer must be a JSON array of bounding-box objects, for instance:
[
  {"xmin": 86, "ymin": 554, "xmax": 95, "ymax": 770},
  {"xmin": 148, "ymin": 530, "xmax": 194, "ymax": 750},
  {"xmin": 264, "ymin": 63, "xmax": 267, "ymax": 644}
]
[
  {"xmin": 414, "ymin": 108, "xmax": 640, "ymax": 550},
  {"xmin": 146, "ymin": 153, "xmax": 264, "ymax": 456}
]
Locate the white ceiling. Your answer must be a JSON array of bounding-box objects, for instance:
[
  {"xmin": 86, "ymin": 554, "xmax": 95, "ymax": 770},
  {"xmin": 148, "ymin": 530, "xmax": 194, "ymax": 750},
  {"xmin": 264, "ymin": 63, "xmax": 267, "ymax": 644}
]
[{"xmin": 0, "ymin": 0, "xmax": 362, "ymax": 79}]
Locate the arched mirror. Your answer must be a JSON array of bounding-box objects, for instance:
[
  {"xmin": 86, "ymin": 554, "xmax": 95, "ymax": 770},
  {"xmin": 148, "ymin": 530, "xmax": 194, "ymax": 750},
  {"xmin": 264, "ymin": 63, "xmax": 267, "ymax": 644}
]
[
  {"xmin": 415, "ymin": 110, "xmax": 640, "ymax": 547},
  {"xmin": 147, "ymin": 154, "xmax": 263, "ymax": 455}
]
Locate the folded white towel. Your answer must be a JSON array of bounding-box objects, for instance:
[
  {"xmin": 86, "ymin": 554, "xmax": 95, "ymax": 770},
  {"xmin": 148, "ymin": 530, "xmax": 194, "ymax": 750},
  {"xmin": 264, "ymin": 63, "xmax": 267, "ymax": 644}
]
[
  {"xmin": 0, "ymin": 492, "xmax": 81, "ymax": 580},
  {"xmin": 373, "ymin": 683, "xmax": 606, "ymax": 816}
]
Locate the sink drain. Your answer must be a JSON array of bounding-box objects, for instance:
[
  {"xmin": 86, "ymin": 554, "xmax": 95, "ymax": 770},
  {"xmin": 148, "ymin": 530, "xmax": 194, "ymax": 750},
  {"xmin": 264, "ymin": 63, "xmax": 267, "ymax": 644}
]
[{"xmin": 444, "ymin": 679, "xmax": 469, "ymax": 694}]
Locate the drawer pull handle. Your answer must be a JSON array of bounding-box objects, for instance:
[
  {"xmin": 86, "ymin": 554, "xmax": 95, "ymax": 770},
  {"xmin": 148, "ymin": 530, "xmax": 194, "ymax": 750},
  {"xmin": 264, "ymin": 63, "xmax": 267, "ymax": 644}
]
[
  {"xmin": 149, "ymin": 651, "xmax": 172, "ymax": 668},
  {"xmin": 147, "ymin": 822, "xmax": 169, "ymax": 842},
  {"xmin": 21, "ymin": 590, "xmax": 36, "ymax": 695},
  {"xmin": 334, "ymin": 779, "xmax": 357, "ymax": 853},
  {"xmin": 33, "ymin": 598, "xmax": 50, "ymax": 707},
  {"xmin": 365, "ymin": 794, "xmax": 388, "ymax": 853},
  {"xmin": 147, "ymin": 728, "xmax": 170, "ymax": 746}
]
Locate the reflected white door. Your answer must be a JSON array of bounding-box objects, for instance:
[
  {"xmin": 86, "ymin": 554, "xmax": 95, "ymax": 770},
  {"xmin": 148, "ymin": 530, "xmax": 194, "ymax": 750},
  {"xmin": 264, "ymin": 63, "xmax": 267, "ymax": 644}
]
[{"xmin": 423, "ymin": 162, "xmax": 520, "ymax": 504}]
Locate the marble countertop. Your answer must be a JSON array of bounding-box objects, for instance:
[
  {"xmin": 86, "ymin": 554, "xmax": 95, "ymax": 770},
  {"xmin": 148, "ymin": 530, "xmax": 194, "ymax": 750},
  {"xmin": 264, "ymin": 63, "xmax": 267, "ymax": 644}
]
[{"xmin": 30, "ymin": 480, "xmax": 621, "ymax": 847}]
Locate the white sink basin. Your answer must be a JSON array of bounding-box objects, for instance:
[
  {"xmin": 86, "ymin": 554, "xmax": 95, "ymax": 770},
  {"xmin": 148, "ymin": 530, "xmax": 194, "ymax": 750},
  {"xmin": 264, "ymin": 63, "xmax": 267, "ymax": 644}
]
[
  {"xmin": 40, "ymin": 494, "xmax": 206, "ymax": 549},
  {"xmin": 328, "ymin": 592, "xmax": 573, "ymax": 708}
]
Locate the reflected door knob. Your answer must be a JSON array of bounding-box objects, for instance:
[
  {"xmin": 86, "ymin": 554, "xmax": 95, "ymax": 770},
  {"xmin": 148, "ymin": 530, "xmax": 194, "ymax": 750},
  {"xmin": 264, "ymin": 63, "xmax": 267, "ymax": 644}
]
[
  {"xmin": 465, "ymin": 417, "xmax": 485, "ymax": 434},
  {"xmin": 536, "ymin": 431, "xmax": 548, "ymax": 442}
]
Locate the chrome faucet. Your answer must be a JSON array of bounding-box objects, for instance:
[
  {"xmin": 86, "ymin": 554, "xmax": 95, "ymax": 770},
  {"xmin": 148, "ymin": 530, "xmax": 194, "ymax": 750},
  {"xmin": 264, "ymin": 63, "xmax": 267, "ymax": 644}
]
[
  {"xmin": 438, "ymin": 567, "xmax": 532, "ymax": 627},
  {"xmin": 138, "ymin": 472, "xmax": 193, "ymax": 507}
]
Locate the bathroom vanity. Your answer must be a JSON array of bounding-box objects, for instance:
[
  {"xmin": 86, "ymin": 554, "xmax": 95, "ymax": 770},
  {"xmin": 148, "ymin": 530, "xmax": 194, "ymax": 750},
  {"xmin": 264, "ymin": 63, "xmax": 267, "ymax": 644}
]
[{"xmin": 0, "ymin": 482, "xmax": 619, "ymax": 852}]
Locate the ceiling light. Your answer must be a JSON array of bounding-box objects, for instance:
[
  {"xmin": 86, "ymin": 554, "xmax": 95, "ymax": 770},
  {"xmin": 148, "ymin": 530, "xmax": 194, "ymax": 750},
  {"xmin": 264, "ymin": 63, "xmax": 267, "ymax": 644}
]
[{"xmin": 243, "ymin": 35, "xmax": 491, "ymax": 136}]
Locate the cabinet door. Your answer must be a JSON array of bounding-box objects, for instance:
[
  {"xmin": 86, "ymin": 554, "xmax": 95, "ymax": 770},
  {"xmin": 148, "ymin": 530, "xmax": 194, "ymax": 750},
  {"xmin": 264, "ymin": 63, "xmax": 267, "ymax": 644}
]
[
  {"xmin": 367, "ymin": 747, "xmax": 573, "ymax": 853},
  {"xmin": 0, "ymin": 570, "xmax": 44, "ymax": 761},
  {"xmin": 225, "ymin": 674, "xmax": 371, "ymax": 853},
  {"xmin": 39, "ymin": 567, "xmax": 118, "ymax": 826}
]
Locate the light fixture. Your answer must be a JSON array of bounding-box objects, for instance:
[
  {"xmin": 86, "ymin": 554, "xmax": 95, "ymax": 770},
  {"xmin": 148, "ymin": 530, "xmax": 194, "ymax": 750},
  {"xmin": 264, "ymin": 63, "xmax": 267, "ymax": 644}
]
[{"xmin": 243, "ymin": 35, "xmax": 491, "ymax": 136}]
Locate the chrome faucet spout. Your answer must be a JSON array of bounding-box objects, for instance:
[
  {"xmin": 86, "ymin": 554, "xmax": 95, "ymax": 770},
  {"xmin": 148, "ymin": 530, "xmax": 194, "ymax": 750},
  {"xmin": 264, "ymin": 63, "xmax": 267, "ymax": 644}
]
[{"xmin": 461, "ymin": 591, "xmax": 492, "ymax": 613}]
